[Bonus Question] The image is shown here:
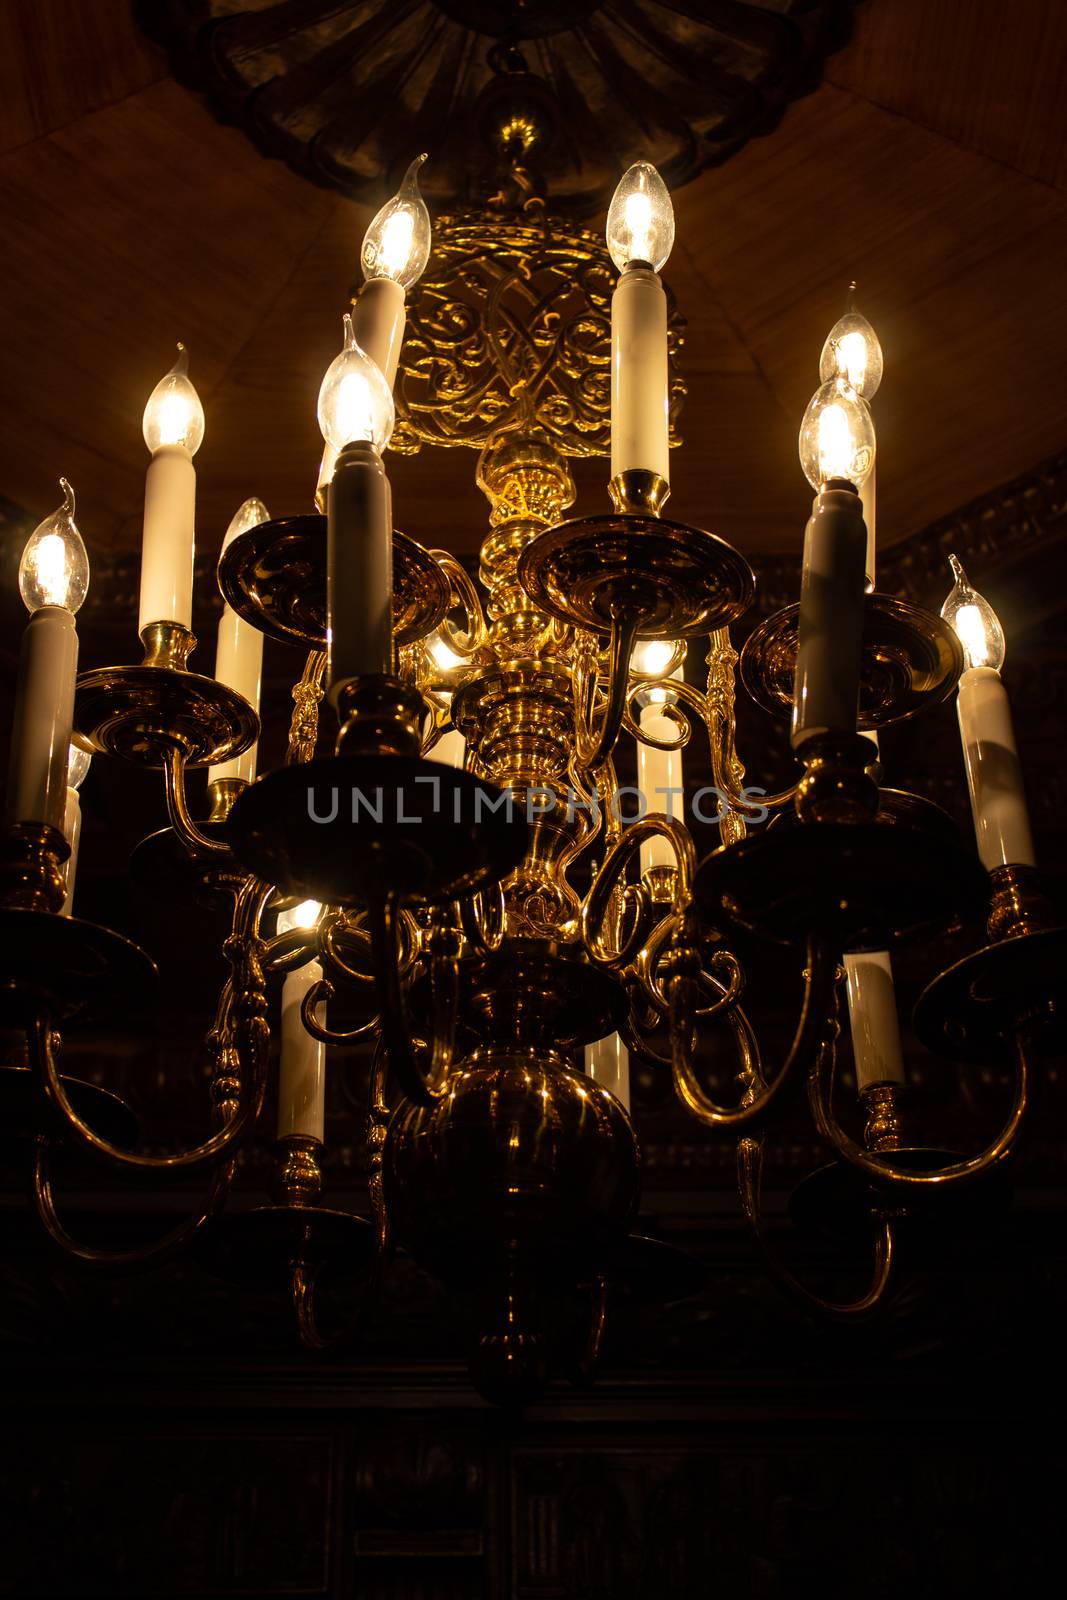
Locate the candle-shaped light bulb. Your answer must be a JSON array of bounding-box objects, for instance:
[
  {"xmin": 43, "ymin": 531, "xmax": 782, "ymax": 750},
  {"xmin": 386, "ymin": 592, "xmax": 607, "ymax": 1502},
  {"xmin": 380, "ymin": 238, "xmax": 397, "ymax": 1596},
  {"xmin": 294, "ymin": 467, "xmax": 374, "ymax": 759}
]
[
  {"xmin": 428, "ymin": 631, "xmax": 465, "ymax": 673},
  {"xmin": 361, "ymin": 154, "xmax": 432, "ymax": 290},
  {"xmin": 630, "ymin": 639, "xmax": 677, "ymax": 678},
  {"xmin": 7, "ymin": 483, "xmax": 88, "ymax": 835},
  {"xmin": 798, "ymin": 379, "xmax": 875, "ymax": 491},
  {"xmin": 819, "ymin": 291, "xmax": 883, "ymax": 400},
  {"xmin": 19, "ymin": 481, "xmax": 89, "ymax": 613},
  {"xmin": 277, "ymin": 898, "xmax": 322, "ymax": 935},
  {"xmin": 142, "ymin": 344, "xmax": 205, "ymax": 454},
  {"xmin": 224, "ymin": 496, "xmax": 270, "ymax": 544},
  {"xmin": 67, "ymin": 743, "xmax": 91, "ymax": 791},
  {"xmin": 941, "ymin": 555, "xmax": 1005, "ymax": 671},
  {"xmin": 60, "ymin": 741, "xmax": 92, "ymax": 917},
  {"xmin": 317, "ymin": 314, "xmax": 395, "ymax": 452},
  {"xmin": 944, "ymin": 555, "xmax": 1033, "ymax": 870},
  {"xmin": 636, "ymin": 639, "xmax": 685, "ymax": 871},
  {"xmin": 606, "ymin": 162, "xmax": 675, "ymax": 271}
]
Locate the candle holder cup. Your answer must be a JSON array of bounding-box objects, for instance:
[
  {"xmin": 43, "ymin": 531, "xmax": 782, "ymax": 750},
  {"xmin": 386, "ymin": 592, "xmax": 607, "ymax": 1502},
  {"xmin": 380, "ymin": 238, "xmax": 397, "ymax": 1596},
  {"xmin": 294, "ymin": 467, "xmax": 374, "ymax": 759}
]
[
  {"xmin": 517, "ymin": 486, "xmax": 753, "ymax": 768},
  {"xmin": 913, "ymin": 863, "xmax": 1067, "ymax": 1064},
  {"xmin": 741, "ymin": 594, "xmax": 964, "ymax": 730},
  {"xmin": 217, "ymin": 515, "xmax": 450, "ymax": 651},
  {"xmin": 74, "ymin": 622, "xmax": 259, "ymax": 768}
]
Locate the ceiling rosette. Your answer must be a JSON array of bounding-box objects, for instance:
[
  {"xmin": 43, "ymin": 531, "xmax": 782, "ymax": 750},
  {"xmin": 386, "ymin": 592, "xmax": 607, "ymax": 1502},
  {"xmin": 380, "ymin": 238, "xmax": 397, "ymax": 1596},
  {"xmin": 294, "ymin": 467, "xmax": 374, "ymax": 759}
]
[{"xmin": 143, "ymin": 0, "xmax": 861, "ymax": 210}]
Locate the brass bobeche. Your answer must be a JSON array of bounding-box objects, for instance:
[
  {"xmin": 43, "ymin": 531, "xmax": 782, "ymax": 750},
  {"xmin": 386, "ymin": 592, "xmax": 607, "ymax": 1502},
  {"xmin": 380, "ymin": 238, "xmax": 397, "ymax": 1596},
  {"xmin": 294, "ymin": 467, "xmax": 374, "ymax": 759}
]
[{"xmin": 986, "ymin": 861, "xmax": 1056, "ymax": 942}]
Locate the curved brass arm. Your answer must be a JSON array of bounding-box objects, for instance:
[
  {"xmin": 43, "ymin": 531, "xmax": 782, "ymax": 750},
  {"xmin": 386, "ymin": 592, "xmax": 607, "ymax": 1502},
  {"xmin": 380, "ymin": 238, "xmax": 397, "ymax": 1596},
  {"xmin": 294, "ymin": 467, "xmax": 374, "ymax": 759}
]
[
  {"xmin": 163, "ymin": 744, "xmax": 231, "ymax": 855},
  {"xmin": 367, "ymin": 892, "xmax": 453, "ymax": 1107},
  {"xmin": 299, "ymin": 977, "xmax": 379, "ymax": 1046},
  {"xmin": 737, "ymin": 1134, "xmax": 895, "ymax": 1320},
  {"xmin": 429, "ymin": 548, "xmax": 490, "ymax": 659},
  {"xmin": 459, "ymin": 882, "xmax": 505, "ymax": 954},
  {"xmin": 33, "ymin": 1143, "xmax": 236, "ymax": 1270},
  {"xmin": 33, "ymin": 877, "xmax": 273, "ymax": 1169},
  {"xmin": 670, "ymin": 935, "xmax": 837, "ymax": 1129},
  {"xmin": 582, "ymin": 816, "xmax": 695, "ymax": 968},
  {"xmin": 808, "ymin": 1024, "xmax": 1031, "ymax": 1193},
  {"xmin": 573, "ymin": 613, "xmax": 643, "ymax": 771}
]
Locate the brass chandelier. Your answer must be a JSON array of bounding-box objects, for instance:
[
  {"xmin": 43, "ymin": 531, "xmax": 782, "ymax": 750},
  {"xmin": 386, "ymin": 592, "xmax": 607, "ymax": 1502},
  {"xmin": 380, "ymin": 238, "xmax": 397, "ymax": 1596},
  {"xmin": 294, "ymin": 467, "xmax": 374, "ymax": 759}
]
[{"xmin": 1, "ymin": 104, "xmax": 1061, "ymax": 1403}]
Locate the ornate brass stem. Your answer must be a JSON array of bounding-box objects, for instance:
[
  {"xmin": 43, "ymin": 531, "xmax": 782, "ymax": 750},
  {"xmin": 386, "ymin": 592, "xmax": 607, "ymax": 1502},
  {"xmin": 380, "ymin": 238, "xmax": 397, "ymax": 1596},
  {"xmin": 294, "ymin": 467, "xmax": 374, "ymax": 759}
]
[
  {"xmin": 0, "ymin": 823, "xmax": 69, "ymax": 913},
  {"xmin": 287, "ymin": 650, "xmax": 327, "ymax": 765}
]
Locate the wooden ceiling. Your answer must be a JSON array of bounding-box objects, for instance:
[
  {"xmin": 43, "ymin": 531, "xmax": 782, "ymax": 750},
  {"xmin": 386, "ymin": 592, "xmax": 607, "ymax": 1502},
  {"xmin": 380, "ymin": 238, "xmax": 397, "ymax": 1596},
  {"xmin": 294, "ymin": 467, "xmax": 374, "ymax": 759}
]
[{"xmin": 1, "ymin": 0, "xmax": 1066, "ymax": 568}]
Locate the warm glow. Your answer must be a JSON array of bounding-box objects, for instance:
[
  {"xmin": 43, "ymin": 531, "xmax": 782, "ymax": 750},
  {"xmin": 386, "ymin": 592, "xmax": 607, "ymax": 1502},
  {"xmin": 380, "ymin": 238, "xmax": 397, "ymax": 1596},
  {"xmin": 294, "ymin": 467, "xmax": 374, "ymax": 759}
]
[
  {"xmin": 798, "ymin": 379, "xmax": 875, "ymax": 491},
  {"xmin": 277, "ymin": 898, "xmax": 322, "ymax": 934},
  {"xmin": 142, "ymin": 344, "xmax": 205, "ymax": 454},
  {"xmin": 817, "ymin": 401, "xmax": 855, "ymax": 479},
  {"xmin": 606, "ymin": 161, "xmax": 675, "ymax": 272},
  {"xmin": 428, "ymin": 630, "xmax": 465, "ymax": 672},
  {"xmin": 18, "ymin": 479, "xmax": 90, "ymax": 613},
  {"xmin": 361, "ymin": 154, "xmax": 432, "ymax": 290},
  {"xmin": 631, "ymin": 639, "xmax": 680, "ymax": 677},
  {"xmin": 317, "ymin": 313, "xmax": 395, "ymax": 451},
  {"xmin": 941, "ymin": 554, "xmax": 1005, "ymax": 671},
  {"xmin": 819, "ymin": 303, "xmax": 883, "ymax": 400}
]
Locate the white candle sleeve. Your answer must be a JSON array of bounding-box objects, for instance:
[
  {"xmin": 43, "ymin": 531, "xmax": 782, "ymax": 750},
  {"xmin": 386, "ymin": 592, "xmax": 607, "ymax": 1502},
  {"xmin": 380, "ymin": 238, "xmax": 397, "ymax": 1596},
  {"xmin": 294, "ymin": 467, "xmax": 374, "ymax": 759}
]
[
  {"xmin": 844, "ymin": 950, "xmax": 906, "ymax": 1090},
  {"xmin": 352, "ymin": 278, "xmax": 406, "ymax": 390},
  {"xmin": 207, "ymin": 602, "xmax": 263, "ymax": 787},
  {"xmin": 585, "ymin": 1031, "xmax": 631, "ymax": 1113},
  {"xmin": 957, "ymin": 666, "xmax": 1035, "ymax": 869},
  {"xmin": 60, "ymin": 786, "xmax": 82, "ymax": 917},
  {"xmin": 637, "ymin": 699, "xmax": 684, "ymax": 872},
  {"xmin": 326, "ymin": 442, "xmax": 393, "ymax": 699},
  {"xmin": 278, "ymin": 959, "xmax": 326, "ymax": 1141},
  {"xmin": 5, "ymin": 605, "xmax": 79, "ymax": 832},
  {"xmin": 138, "ymin": 445, "xmax": 196, "ymax": 633},
  {"xmin": 860, "ymin": 463, "xmax": 876, "ymax": 589},
  {"xmin": 430, "ymin": 728, "xmax": 467, "ymax": 769},
  {"xmin": 791, "ymin": 486, "xmax": 868, "ymax": 747},
  {"xmin": 611, "ymin": 265, "xmax": 669, "ymax": 482}
]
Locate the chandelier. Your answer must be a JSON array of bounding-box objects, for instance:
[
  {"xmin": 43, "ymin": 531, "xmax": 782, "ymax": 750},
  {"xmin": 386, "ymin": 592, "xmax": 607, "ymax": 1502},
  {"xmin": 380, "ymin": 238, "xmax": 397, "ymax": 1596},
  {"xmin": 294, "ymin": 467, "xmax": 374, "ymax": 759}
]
[{"xmin": 2, "ymin": 96, "xmax": 1059, "ymax": 1406}]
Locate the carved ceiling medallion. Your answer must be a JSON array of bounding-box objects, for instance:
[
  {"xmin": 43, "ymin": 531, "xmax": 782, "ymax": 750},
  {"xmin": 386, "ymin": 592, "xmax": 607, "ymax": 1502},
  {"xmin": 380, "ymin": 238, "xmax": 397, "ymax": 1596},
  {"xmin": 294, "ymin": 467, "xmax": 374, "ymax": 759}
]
[{"xmin": 146, "ymin": 0, "xmax": 860, "ymax": 211}]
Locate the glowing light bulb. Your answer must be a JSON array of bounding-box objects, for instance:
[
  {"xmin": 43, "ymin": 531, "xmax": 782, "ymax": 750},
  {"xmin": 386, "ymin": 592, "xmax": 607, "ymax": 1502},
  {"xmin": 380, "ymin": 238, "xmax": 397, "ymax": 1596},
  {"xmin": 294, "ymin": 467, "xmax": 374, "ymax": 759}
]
[
  {"xmin": 819, "ymin": 300, "xmax": 883, "ymax": 399},
  {"xmin": 142, "ymin": 344, "xmax": 205, "ymax": 454},
  {"xmin": 222, "ymin": 496, "xmax": 270, "ymax": 549},
  {"xmin": 277, "ymin": 898, "xmax": 323, "ymax": 935},
  {"xmin": 317, "ymin": 313, "xmax": 395, "ymax": 452},
  {"xmin": 361, "ymin": 154, "xmax": 432, "ymax": 290},
  {"xmin": 67, "ymin": 743, "xmax": 92, "ymax": 790},
  {"xmin": 941, "ymin": 554, "xmax": 1005, "ymax": 671},
  {"xmin": 428, "ymin": 630, "xmax": 465, "ymax": 672},
  {"xmin": 798, "ymin": 379, "xmax": 875, "ymax": 491},
  {"xmin": 18, "ymin": 480, "xmax": 90, "ymax": 613},
  {"xmin": 630, "ymin": 639, "xmax": 679, "ymax": 677},
  {"xmin": 606, "ymin": 162, "xmax": 675, "ymax": 273}
]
